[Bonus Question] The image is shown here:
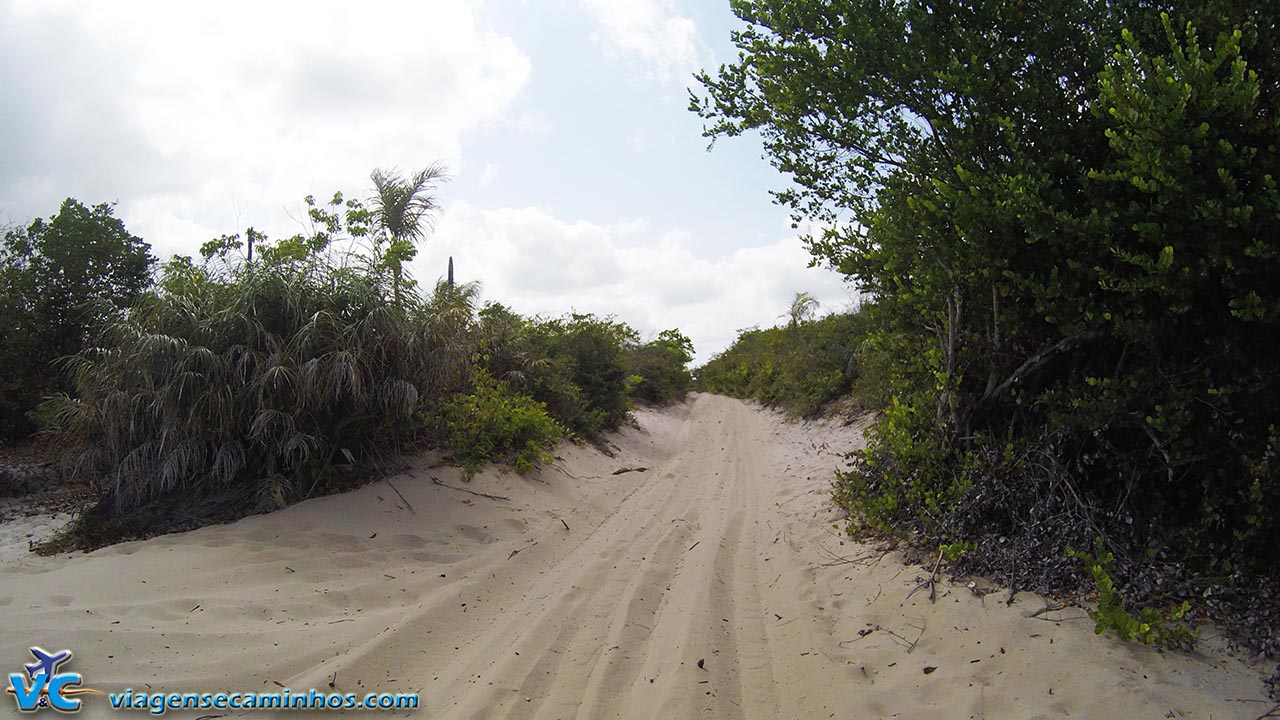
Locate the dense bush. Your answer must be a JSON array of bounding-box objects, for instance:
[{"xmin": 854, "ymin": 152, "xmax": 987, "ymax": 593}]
[
  {"xmin": 29, "ymin": 186, "xmax": 698, "ymax": 531},
  {"xmin": 530, "ymin": 314, "xmax": 636, "ymax": 436},
  {"xmin": 697, "ymin": 0, "xmax": 1280, "ymax": 649},
  {"xmin": 41, "ymin": 190, "xmax": 470, "ymax": 515},
  {"xmin": 440, "ymin": 369, "xmax": 562, "ymax": 478},
  {"xmin": 697, "ymin": 301, "xmax": 877, "ymax": 416},
  {"xmin": 475, "ymin": 307, "xmax": 693, "ymax": 436},
  {"xmin": 626, "ymin": 329, "xmax": 694, "ymax": 405}
]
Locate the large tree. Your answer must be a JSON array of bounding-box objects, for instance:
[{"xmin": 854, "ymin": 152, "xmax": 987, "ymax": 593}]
[
  {"xmin": 694, "ymin": 0, "xmax": 1280, "ymax": 587},
  {"xmin": 0, "ymin": 199, "xmax": 156, "ymax": 439}
]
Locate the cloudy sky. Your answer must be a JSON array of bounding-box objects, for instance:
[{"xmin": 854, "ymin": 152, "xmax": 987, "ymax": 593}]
[{"xmin": 0, "ymin": 0, "xmax": 853, "ymax": 362}]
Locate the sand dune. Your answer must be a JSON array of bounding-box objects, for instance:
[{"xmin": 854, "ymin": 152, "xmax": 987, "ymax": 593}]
[{"xmin": 1, "ymin": 394, "xmax": 1272, "ymax": 718}]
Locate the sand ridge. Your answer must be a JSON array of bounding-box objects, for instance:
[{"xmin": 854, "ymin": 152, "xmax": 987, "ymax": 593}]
[{"xmin": 0, "ymin": 393, "xmax": 1272, "ymax": 718}]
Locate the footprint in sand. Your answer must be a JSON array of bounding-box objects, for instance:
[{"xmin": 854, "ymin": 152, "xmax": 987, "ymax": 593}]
[
  {"xmin": 395, "ymin": 534, "xmax": 427, "ymax": 549},
  {"xmin": 331, "ymin": 552, "xmax": 374, "ymax": 569},
  {"xmin": 411, "ymin": 550, "xmax": 459, "ymax": 564},
  {"xmin": 319, "ymin": 533, "xmax": 365, "ymax": 551}
]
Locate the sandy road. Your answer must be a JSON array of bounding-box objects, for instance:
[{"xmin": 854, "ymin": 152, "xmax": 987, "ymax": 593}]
[
  {"xmin": 1, "ymin": 393, "xmax": 1272, "ymax": 719},
  {"xmin": 283, "ymin": 393, "xmax": 1273, "ymax": 719},
  {"xmin": 414, "ymin": 392, "xmax": 854, "ymax": 719}
]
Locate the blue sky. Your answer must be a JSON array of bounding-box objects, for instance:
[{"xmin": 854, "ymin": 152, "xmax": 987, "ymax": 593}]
[{"xmin": 0, "ymin": 0, "xmax": 853, "ymax": 361}]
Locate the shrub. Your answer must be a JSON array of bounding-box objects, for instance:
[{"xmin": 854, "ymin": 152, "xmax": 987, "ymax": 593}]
[
  {"xmin": 696, "ymin": 301, "xmax": 876, "ymax": 416},
  {"xmin": 1069, "ymin": 539, "xmax": 1197, "ymax": 650},
  {"xmin": 514, "ymin": 314, "xmax": 636, "ymax": 437},
  {"xmin": 440, "ymin": 370, "xmax": 562, "ymax": 478},
  {"xmin": 627, "ymin": 329, "xmax": 694, "ymax": 405}
]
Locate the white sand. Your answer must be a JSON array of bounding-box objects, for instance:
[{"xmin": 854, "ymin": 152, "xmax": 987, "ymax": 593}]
[{"xmin": 0, "ymin": 393, "xmax": 1272, "ymax": 718}]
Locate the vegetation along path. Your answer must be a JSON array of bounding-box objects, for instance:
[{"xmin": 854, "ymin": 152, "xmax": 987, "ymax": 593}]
[{"xmin": 0, "ymin": 395, "xmax": 1271, "ymax": 718}]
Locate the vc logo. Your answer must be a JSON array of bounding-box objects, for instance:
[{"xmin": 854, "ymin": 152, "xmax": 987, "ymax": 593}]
[{"xmin": 6, "ymin": 647, "xmax": 98, "ymax": 713}]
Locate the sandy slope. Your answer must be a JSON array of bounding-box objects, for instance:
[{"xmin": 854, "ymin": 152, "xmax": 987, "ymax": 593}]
[{"xmin": 0, "ymin": 393, "xmax": 1272, "ymax": 718}]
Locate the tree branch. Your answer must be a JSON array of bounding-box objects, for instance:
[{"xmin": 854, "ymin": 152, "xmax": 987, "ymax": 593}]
[{"xmin": 978, "ymin": 330, "xmax": 1105, "ymax": 408}]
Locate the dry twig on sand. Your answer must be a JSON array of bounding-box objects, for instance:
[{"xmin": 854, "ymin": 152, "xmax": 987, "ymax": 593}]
[
  {"xmin": 1025, "ymin": 601, "xmax": 1073, "ymax": 619},
  {"xmin": 384, "ymin": 478, "xmax": 415, "ymax": 514},
  {"xmin": 817, "ymin": 544, "xmax": 892, "ymax": 568},
  {"xmin": 508, "ymin": 542, "xmax": 536, "ymax": 560},
  {"xmin": 905, "ymin": 548, "xmax": 944, "ymax": 603},
  {"xmin": 431, "ymin": 477, "xmax": 510, "ymax": 502}
]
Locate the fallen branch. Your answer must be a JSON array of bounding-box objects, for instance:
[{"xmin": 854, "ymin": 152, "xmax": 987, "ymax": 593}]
[
  {"xmin": 508, "ymin": 542, "xmax": 536, "ymax": 560},
  {"xmin": 611, "ymin": 467, "xmax": 649, "ymax": 476},
  {"xmin": 561, "ymin": 518, "xmax": 571, "ymax": 532},
  {"xmin": 819, "ymin": 544, "xmax": 893, "ymax": 568},
  {"xmin": 977, "ymin": 330, "xmax": 1104, "ymax": 410},
  {"xmin": 838, "ymin": 626, "xmax": 879, "ymax": 647},
  {"xmin": 550, "ymin": 463, "xmax": 580, "ymax": 479},
  {"xmin": 907, "ymin": 622, "xmax": 925, "ymax": 653},
  {"xmin": 432, "ymin": 477, "xmax": 510, "ymax": 502},
  {"xmin": 881, "ymin": 626, "xmax": 915, "ymax": 650},
  {"xmin": 384, "ymin": 478, "xmax": 415, "ymax": 514},
  {"xmin": 1026, "ymin": 601, "xmax": 1070, "ymax": 619}
]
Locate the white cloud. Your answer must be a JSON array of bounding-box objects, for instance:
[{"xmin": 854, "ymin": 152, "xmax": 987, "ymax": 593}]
[
  {"xmin": 626, "ymin": 129, "xmax": 649, "ymax": 151},
  {"xmin": 415, "ymin": 203, "xmax": 854, "ymax": 363},
  {"xmin": 507, "ymin": 111, "xmax": 552, "ymax": 135},
  {"xmin": 0, "ymin": 0, "xmax": 847, "ymax": 364},
  {"xmin": 578, "ymin": 0, "xmax": 708, "ymax": 83},
  {"xmin": 0, "ymin": 0, "xmax": 531, "ymax": 257}
]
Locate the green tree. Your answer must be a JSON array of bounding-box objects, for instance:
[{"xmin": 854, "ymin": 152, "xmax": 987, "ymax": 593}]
[
  {"xmin": 0, "ymin": 199, "xmax": 155, "ymax": 439},
  {"xmin": 628, "ymin": 329, "xmax": 695, "ymax": 405},
  {"xmin": 694, "ymin": 1, "xmax": 1280, "ymax": 591},
  {"xmin": 369, "ymin": 165, "xmax": 448, "ymax": 305}
]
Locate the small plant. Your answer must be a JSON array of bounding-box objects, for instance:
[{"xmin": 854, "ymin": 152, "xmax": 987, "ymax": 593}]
[
  {"xmin": 440, "ymin": 370, "xmax": 563, "ymax": 479},
  {"xmin": 939, "ymin": 541, "xmax": 973, "ymax": 564},
  {"xmin": 1068, "ymin": 538, "xmax": 1196, "ymax": 650}
]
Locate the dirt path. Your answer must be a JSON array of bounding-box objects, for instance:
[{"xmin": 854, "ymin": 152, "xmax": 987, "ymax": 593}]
[
  {"xmin": 414, "ymin": 393, "xmax": 857, "ymax": 719},
  {"xmin": 0, "ymin": 394, "xmax": 1272, "ymax": 718}
]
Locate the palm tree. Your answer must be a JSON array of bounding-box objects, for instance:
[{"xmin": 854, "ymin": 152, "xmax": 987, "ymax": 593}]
[
  {"xmin": 787, "ymin": 291, "xmax": 818, "ymax": 327},
  {"xmin": 369, "ymin": 164, "xmax": 448, "ymax": 304}
]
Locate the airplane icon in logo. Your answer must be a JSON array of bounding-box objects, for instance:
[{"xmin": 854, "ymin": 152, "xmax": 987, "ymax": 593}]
[{"xmin": 23, "ymin": 647, "xmax": 72, "ymax": 681}]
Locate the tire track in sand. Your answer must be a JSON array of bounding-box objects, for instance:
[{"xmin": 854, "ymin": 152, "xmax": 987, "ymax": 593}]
[{"xmin": 278, "ymin": 394, "xmax": 855, "ymax": 719}]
